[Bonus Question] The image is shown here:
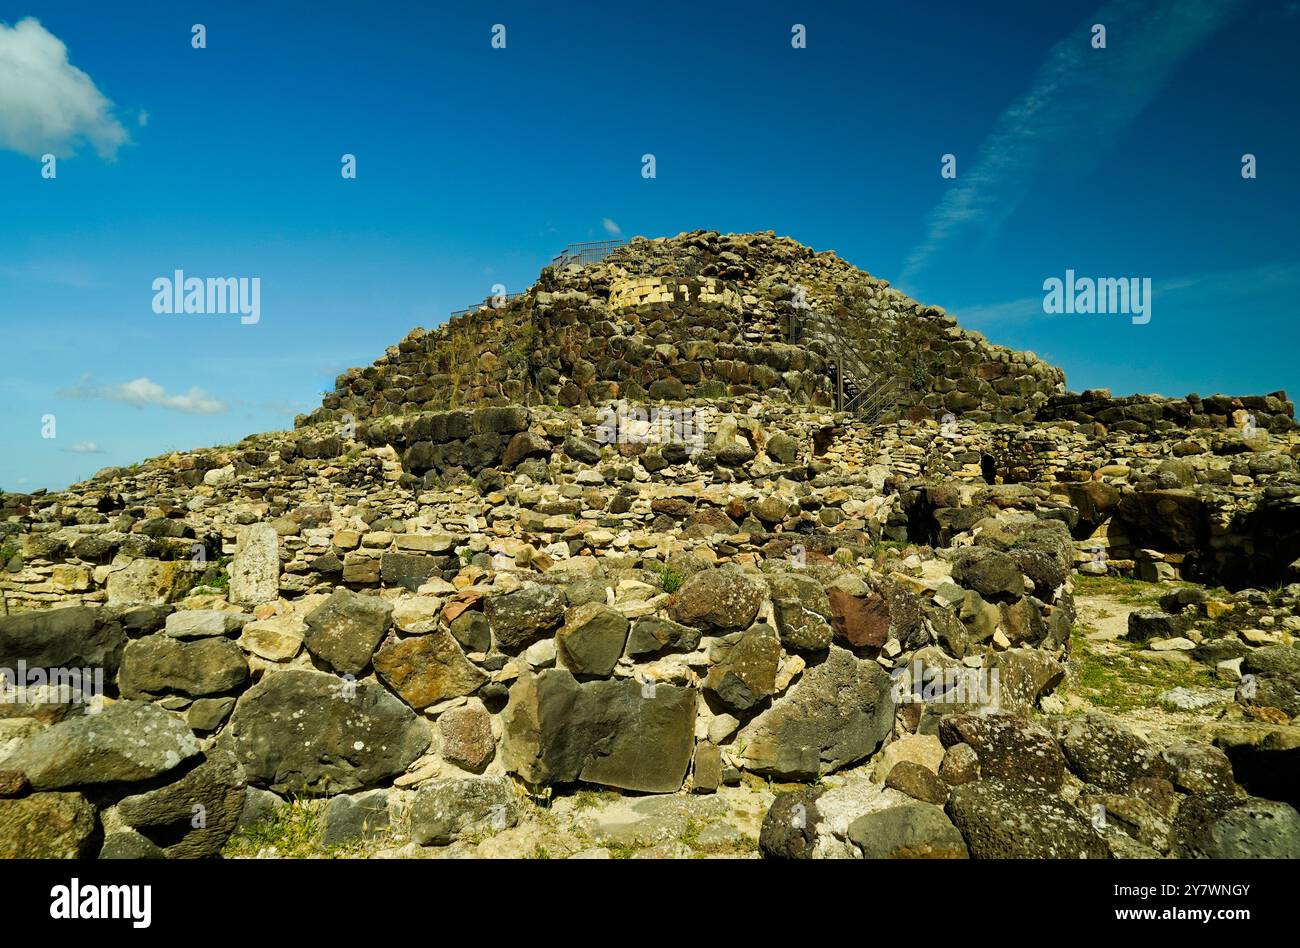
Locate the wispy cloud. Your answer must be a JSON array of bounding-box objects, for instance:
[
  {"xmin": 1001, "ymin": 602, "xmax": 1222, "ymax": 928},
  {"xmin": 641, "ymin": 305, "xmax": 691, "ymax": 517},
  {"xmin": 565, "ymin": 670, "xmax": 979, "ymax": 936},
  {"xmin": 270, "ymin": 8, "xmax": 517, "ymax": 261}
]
[
  {"xmin": 62, "ymin": 441, "xmax": 104, "ymax": 454},
  {"xmin": 602, "ymin": 218, "xmax": 622, "ymax": 237},
  {"xmin": 0, "ymin": 17, "xmax": 130, "ymax": 159},
  {"xmin": 59, "ymin": 376, "xmax": 227, "ymax": 414},
  {"xmin": 901, "ymin": 0, "xmax": 1244, "ymax": 285}
]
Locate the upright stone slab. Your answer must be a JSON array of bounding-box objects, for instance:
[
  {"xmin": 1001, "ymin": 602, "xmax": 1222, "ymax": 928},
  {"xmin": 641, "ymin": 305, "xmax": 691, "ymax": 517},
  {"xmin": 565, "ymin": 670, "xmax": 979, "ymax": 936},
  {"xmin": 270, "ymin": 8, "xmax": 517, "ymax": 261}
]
[
  {"xmin": 230, "ymin": 523, "xmax": 280, "ymax": 606},
  {"xmin": 502, "ymin": 669, "xmax": 697, "ymax": 793}
]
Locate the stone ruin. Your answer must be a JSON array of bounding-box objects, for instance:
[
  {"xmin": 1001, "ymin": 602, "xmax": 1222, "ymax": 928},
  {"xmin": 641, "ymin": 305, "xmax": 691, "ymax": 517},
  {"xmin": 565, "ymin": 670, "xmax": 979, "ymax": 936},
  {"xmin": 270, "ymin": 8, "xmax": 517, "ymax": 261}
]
[{"xmin": 1, "ymin": 230, "xmax": 1298, "ymax": 859}]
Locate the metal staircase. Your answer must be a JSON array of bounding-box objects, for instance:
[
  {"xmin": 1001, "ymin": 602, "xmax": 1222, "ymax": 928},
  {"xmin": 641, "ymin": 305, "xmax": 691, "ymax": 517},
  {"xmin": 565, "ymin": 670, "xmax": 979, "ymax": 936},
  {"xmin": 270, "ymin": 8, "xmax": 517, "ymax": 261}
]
[{"xmin": 790, "ymin": 305, "xmax": 898, "ymax": 424}]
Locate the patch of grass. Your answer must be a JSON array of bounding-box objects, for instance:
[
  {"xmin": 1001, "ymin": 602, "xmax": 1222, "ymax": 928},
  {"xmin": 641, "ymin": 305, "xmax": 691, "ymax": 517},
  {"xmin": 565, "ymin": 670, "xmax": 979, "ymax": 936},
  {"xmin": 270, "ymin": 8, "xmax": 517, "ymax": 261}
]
[
  {"xmin": 0, "ymin": 540, "xmax": 20, "ymax": 570},
  {"xmin": 645, "ymin": 560, "xmax": 686, "ymax": 594},
  {"xmin": 1073, "ymin": 573, "xmax": 1170, "ymax": 606},
  {"xmin": 570, "ymin": 787, "xmax": 618, "ymax": 811},
  {"xmin": 221, "ymin": 797, "xmax": 326, "ymax": 858},
  {"xmin": 1068, "ymin": 621, "xmax": 1221, "ymax": 713}
]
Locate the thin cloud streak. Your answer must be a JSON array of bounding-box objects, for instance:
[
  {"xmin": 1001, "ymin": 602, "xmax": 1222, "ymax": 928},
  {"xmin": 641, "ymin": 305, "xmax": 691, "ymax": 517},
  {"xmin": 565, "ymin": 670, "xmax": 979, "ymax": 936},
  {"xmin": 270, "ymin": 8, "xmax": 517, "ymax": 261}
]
[{"xmin": 901, "ymin": 0, "xmax": 1245, "ymax": 285}]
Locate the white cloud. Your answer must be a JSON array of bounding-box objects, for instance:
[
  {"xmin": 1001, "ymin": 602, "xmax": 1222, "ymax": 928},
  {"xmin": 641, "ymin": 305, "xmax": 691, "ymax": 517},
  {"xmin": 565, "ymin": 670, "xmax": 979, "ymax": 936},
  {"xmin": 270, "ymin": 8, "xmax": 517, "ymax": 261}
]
[
  {"xmin": 900, "ymin": 0, "xmax": 1244, "ymax": 285},
  {"xmin": 60, "ymin": 376, "xmax": 228, "ymax": 414},
  {"xmin": 63, "ymin": 441, "xmax": 104, "ymax": 454},
  {"xmin": 0, "ymin": 17, "xmax": 129, "ymax": 159},
  {"xmin": 602, "ymin": 218, "xmax": 622, "ymax": 237}
]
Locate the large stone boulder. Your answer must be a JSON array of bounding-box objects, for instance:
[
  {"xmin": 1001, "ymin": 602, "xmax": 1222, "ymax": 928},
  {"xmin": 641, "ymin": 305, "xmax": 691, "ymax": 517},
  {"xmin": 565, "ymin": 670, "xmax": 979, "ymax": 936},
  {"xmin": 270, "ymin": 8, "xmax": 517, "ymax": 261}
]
[
  {"xmin": 737, "ymin": 646, "xmax": 894, "ymax": 779},
  {"xmin": 485, "ymin": 584, "xmax": 565, "ymax": 653},
  {"xmin": 0, "ymin": 792, "xmax": 97, "ymax": 858},
  {"xmin": 1056, "ymin": 712, "xmax": 1166, "ymax": 792},
  {"xmin": 766, "ymin": 573, "xmax": 834, "ymax": 652},
  {"xmin": 106, "ymin": 558, "xmax": 195, "ymax": 606},
  {"xmin": 502, "ymin": 669, "xmax": 696, "ymax": 793},
  {"xmin": 0, "ymin": 606, "xmax": 127, "ymax": 679},
  {"xmin": 939, "ymin": 713, "xmax": 1066, "ymax": 791},
  {"xmin": 409, "ymin": 775, "xmax": 520, "ymax": 845},
  {"xmin": 847, "ymin": 802, "xmax": 968, "ymax": 859},
  {"xmin": 3, "ymin": 700, "xmax": 200, "ymax": 789},
  {"xmin": 1173, "ymin": 794, "xmax": 1300, "ymax": 858},
  {"xmin": 118, "ymin": 634, "xmax": 249, "ymax": 698},
  {"xmin": 951, "ymin": 549, "xmax": 1025, "ymax": 601},
  {"xmin": 111, "ymin": 747, "xmax": 247, "ymax": 858},
  {"xmin": 303, "ymin": 589, "xmax": 393, "ymax": 676},
  {"xmin": 704, "ymin": 624, "xmax": 782, "ymax": 711},
  {"xmin": 947, "ymin": 779, "xmax": 1108, "ymax": 858},
  {"xmin": 668, "ymin": 565, "xmax": 765, "ymax": 631},
  {"xmin": 372, "ymin": 631, "xmax": 486, "ymax": 709},
  {"xmin": 556, "ymin": 603, "xmax": 629, "ymax": 677},
  {"xmin": 223, "ymin": 669, "xmax": 430, "ymax": 794},
  {"xmin": 759, "ymin": 789, "xmax": 822, "ymax": 860}
]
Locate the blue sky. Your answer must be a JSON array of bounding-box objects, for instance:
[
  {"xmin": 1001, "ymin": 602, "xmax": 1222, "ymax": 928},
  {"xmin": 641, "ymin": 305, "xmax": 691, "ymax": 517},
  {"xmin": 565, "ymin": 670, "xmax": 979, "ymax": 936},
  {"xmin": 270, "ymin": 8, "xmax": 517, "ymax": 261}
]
[{"xmin": 2, "ymin": 0, "xmax": 1298, "ymax": 491}]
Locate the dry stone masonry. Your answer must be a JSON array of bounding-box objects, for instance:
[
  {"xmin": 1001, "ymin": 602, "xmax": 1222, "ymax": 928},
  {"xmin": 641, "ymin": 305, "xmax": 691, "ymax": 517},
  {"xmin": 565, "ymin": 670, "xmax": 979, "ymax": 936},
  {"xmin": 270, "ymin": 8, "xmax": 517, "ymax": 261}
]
[{"xmin": 1, "ymin": 231, "xmax": 1297, "ymax": 859}]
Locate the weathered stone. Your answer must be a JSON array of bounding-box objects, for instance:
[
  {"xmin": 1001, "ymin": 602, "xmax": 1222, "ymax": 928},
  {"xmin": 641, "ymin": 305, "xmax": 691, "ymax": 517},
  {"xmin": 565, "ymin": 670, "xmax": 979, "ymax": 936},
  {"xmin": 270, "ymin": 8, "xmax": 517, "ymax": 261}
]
[
  {"xmin": 502, "ymin": 669, "xmax": 696, "ymax": 792},
  {"xmin": 238, "ymin": 616, "xmax": 305, "ymax": 662},
  {"xmin": 626, "ymin": 616, "xmax": 701, "ymax": 657},
  {"xmin": 303, "ymin": 588, "xmax": 393, "ymax": 676},
  {"xmin": 486, "ymin": 584, "xmax": 565, "ymax": 653},
  {"xmin": 827, "ymin": 588, "xmax": 889, "ymax": 649},
  {"xmin": 114, "ymin": 747, "xmax": 247, "ymax": 858},
  {"xmin": 229, "ymin": 523, "xmax": 280, "ymax": 606},
  {"xmin": 885, "ymin": 760, "xmax": 950, "ymax": 805},
  {"xmin": 318, "ymin": 790, "xmax": 391, "ymax": 847},
  {"xmin": 373, "ymin": 631, "xmax": 486, "ymax": 710},
  {"xmin": 0, "ymin": 606, "xmax": 126, "ymax": 679},
  {"xmin": 107, "ymin": 558, "xmax": 195, "ymax": 606},
  {"xmin": 1056, "ymin": 712, "xmax": 1166, "ymax": 792},
  {"xmin": 1174, "ymin": 794, "xmax": 1300, "ymax": 858},
  {"xmin": 947, "ymin": 779, "xmax": 1108, "ymax": 858},
  {"xmin": 951, "ymin": 549, "xmax": 1024, "ymax": 600},
  {"xmin": 939, "ymin": 713, "xmax": 1066, "ymax": 791},
  {"xmin": 438, "ymin": 701, "xmax": 495, "ymax": 772},
  {"xmin": 224, "ymin": 669, "xmax": 430, "ymax": 794},
  {"xmin": 0, "ymin": 792, "xmax": 97, "ymax": 858},
  {"xmin": 556, "ymin": 603, "xmax": 628, "ymax": 677},
  {"xmin": 848, "ymin": 802, "xmax": 968, "ymax": 858},
  {"xmin": 4, "ymin": 700, "xmax": 200, "ymax": 789},
  {"xmin": 737, "ymin": 646, "xmax": 894, "ymax": 779},
  {"xmin": 164, "ymin": 609, "xmax": 247, "ymax": 639},
  {"xmin": 705, "ymin": 624, "xmax": 781, "ymax": 711},
  {"xmin": 119, "ymin": 634, "xmax": 249, "ymax": 698},
  {"xmin": 767, "ymin": 573, "xmax": 834, "ymax": 652},
  {"xmin": 668, "ymin": 565, "xmax": 764, "ymax": 631},
  {"xmin": 409, "ymin": 775, "xmax": 519, "ymax": 845}
]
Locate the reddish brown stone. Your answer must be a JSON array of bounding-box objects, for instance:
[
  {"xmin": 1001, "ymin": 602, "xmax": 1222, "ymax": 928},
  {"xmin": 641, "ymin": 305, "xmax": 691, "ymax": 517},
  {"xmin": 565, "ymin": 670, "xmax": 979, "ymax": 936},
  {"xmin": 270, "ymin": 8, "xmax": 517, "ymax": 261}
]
[{"xmin": 828, "ymin": 590, "xmax": 889, "ymax": 649}]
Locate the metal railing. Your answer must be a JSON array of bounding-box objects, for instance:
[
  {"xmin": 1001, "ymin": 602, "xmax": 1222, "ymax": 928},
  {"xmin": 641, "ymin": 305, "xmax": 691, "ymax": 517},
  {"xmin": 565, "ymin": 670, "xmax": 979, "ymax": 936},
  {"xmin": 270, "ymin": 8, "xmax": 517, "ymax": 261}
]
[
  {"xmin": 791, "ymin": 305, "xmax": 899, "ymax": 425},
  {"xmin": 550, "ymin": 238, "xmax": 627, "ymax": 270},
  {"xmin": 449, "ymin": 292, "xmax": 526, "ymax": 320},
  {"xmin": 448, "ymin": 239, "xmax": 630, "ymax": 319}
]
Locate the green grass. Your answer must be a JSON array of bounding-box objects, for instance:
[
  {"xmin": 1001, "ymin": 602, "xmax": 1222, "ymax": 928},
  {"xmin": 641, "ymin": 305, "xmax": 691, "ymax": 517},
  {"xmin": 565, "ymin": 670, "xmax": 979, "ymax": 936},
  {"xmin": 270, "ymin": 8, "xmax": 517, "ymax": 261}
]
[
  {"xmin": 1073, "ymin": 573, "xmax": 1171, "ymax": 607},
  {"xmin": 221, "ymin": 798, "xmax": 327, "ymax": 858},
  {"xmin": 645, "ymin": 560, "xmax": 686, "ymax": 594},
  {"xmin": 1068, "ymin": 620, "xmax": 1221, "ymax": 712}
]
